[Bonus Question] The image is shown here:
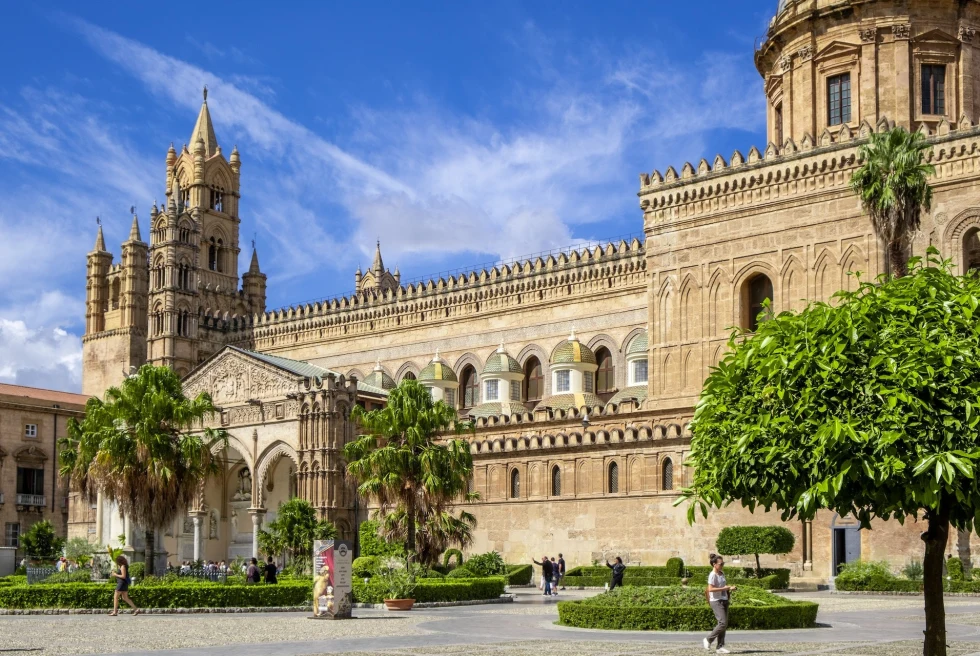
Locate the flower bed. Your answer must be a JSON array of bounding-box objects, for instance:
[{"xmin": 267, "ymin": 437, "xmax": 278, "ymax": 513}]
[
  {"xmin": 557, "ymin": 585, "xmax": 818, "ymax": 631},
  {"xmin": 351, "ymin": 577, "xmax": 506, "ymax": 604}
]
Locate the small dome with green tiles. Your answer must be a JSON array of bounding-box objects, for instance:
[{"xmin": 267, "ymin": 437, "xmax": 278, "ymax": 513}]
[
  {"xmin": 551, "ymin": 330, "xmax": 597, "ymax": 365},
  {"xmin": 626, "ymin": 331, "xmax": 648, "ymax": 357},
  {"xmin": 419, "ymin": 353, "xmax": 458, "ymax": 383},
  {"xmin": 362, "ymin": 363, "xmax": 396, "ymax": 391},
  {"xmin": 608, "ymin": 385, "xmax": 648, "ymax": 406},
  {"xmin": 482, "ymin": 346, "xmax": 522, "ymax": 375},
  {"xmin": 468, "ymin": 400, "xmax": 526, "ymax": 419}
]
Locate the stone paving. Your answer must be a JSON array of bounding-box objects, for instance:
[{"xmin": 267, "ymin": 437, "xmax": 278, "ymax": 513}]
[{"xmin": 1, "ymin": 590, "xmax": 980, "ymax": 655}]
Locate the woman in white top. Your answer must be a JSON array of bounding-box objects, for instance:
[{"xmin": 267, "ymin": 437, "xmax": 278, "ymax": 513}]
[{"xmin": 704, "ymin": 553, "xmax": 736, "ymax": 653}]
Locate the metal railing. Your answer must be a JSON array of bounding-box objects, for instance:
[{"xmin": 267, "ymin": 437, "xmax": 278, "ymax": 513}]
[{"xmin": 16, "ymin": 494, "xmax": 45, "ymax": 507}]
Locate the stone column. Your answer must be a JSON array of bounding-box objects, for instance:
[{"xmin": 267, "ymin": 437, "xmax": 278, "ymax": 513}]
[
  {"xmin": 123, "ymin": 515, "xmax": 132, "ymax": 547},
  {"xmin": 191, "ymin": 515, "xmax": 203, "ymax": 562},
  {"xmin": 248, "ymin": 509, "xmax": 265, "ymax": 559},
  {"xmin": 95, "ymin": 492, "xmax": 104, "ymax": 545}
]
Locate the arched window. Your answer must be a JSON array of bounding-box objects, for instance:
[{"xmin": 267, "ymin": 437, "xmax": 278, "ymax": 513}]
[
  {"xmin": 153, "ymin": 307, "xmax": 164, "ymax": 336},
  {"xmin": 110, "ymin": 279, "xmax": 121, "ymax": 310},
  {"xmin": 402, "ymin": 372, "xmax": 416, "ymax": 381},
  {"xmin": 216, "ymin": 239, "xmax": 224, "ymax": 273},
  {"xmin": 178, "ymin": 222, "xmax": 191, "ymax": 243},
  {"xmin": 743, "ymin": 274, "xmax": 774, "ymax": 332},
  {"xmin": 524, "ymin": 357, "xmax": 543, "ymax": 403},
  {"xmin": 596, "ymin": 347, "xmax": 615, "ymax": 397},
  {"xmin": 662, "ymin": 458, "xmax": 674, "ymax": 491},
  {"xmin": 965, "ymin": 228, "xmax": 980, "ymax": 273},
  {"xmin": 551, "ymin": 465, "xmax": 562, "ymax": 496},
  {"xmin": 608, "ymin": 461, "xmax": 619, "ymax": 494},
  {"xmin": 208, "ymin": 238, "xmax": 218, "ymax": 271},
  {"xmin": 176, "ymin": 309, "xmax": 190, "ymax": 337},
  {"xmin": 510, "ymin": 469, "xmax": 520, "ymax": 499},
  {"xmin": 461, "ymin": 366, "xmax": 479, "ymax": 408}
]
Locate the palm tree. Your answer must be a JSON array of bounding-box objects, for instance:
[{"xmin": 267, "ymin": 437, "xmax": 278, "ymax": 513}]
[
  {"xmin": 60, "ymin": 364, "xmax": 227, "ymax": 575},
  {"xmin": 258, "ymin": 498, "xmax": 337, "ymax": 567},
  {"xmin": 345, "ymin": 379, "xmax": 477, "ymax": 558},
  {"xmin": 850, "ymin": 126, "xmax": 935, "ymax": 278},
  {"xmin": 378, "ymin": 507, "xmax": 477, "ymax": 567}
]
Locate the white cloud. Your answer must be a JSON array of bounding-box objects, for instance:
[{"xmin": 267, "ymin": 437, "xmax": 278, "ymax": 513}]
[{"xmin": 0, "ymin": 319, "xmax": 82, "ymax": 391}]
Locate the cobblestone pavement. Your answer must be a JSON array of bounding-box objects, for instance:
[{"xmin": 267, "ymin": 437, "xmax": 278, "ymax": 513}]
[{"xmin": 1, "ymin": 590, "xmax": 980, "ymax": 655}]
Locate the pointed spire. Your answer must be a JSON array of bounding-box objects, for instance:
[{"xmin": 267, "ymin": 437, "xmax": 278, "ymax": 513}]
[
  {"xmin": 94, "ymin": 223, "xmax": 106, "ymax": 252},
  {"xmin": 128, "ymin": 214, "xmax": 142, "ymax": 242},
  {"xmin": 372, "ymin": 240, "xmax": 384, "ymax": 272},
  {"xmin": 189, "ymin": 86, "xmax": 219, "ymax": 158},
  {"xmin": 248, "ymin": 246, "xmax": 261, "ymax": 274}
]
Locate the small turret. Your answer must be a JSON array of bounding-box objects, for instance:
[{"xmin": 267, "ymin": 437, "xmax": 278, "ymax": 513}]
[
  {"xmin": 93, "ymin": 224, "xmax": 107, "ymax": 252},
  {"xmin": 85, "ymin": 221, "xmax": 112, "ymax": 335},
  {"xmin": 127, "ymin": 213, "xmax": 142, "ymax": 243},
  {"xmin": 242, "ymin": 245, "xmax": 267, "ymax": 313}
]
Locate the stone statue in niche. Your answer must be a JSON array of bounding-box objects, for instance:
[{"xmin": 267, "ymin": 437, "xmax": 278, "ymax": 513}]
[
  {"xmin": 183, "ymin": 515, "xmax": 194, "ymax": 534},
  {"xmin": 209, "ymin": 512, "xmax": 218, "ymax": 540},
  {"xmin": 230, "ymin": 510, "xmax": 239, "ymax": 537},
  {"xmin": 233, "ymin": 468, "xmax": 252, "ymax": 501}
]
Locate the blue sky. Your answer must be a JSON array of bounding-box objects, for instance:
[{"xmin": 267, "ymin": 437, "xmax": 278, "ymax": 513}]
[{"xmin": 0, "ymin": 1, "xmax": 776, "ymax": 391}]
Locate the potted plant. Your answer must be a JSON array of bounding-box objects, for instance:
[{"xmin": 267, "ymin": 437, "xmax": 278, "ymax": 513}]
[{"xmin": 377, "ymin": 557, "xmax": 419, "ymax": 611}]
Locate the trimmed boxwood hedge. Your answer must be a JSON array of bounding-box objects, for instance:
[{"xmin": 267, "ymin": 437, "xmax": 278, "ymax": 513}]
[
  {"xmin": 0, "ymin": 580, "xmax": 311, "ymax": 609},
  {"xmin": 557, "ymin": 586, "xmax": 817, "ymax": 631},
  {"xmin": 351, "ymin": 577, "xmax": 506, "ymax": 604},
  {"xmin": 561, "ymin": 575, "xmax": 786, "ymax": 590},
  {"xmin": 505, "ymin": 564, "xmax": 533, "ymax": 586}
]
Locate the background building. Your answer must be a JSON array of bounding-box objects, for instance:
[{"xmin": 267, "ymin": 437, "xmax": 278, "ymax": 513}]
[{"xmin": 79, "ymin": 0, "xmax": 980, "ymax": 582}]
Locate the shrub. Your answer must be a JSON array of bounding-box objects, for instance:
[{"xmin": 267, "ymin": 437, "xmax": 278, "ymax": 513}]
[
  {"xmin": 464, "ymin": 551, "xmax": 507, "ymax": 577},
  {"xmin": 351, "ymin": 577, "xmax": 505, "ymax": 604},
  {"xmin": 505, "ymin": 564, "xmax": 533, "ymax": 586},
  {"xmin": 423, "ymin": 570, "xmax": 445, "ymax": 578},
  {"xmin": 446, "ymin": 567, "xmax": 476, "ymax": 578},
  {"xmin": 715, "ymin": 526, "xmax": 795, "ymax": 577},
  {"xmin": 557, "ymin": 585, "xmax": 817, "ymax": 631},
  {"xmin": 834, "ymin": 560, "xmax": 920, "ymax": 592},
  {"xmin": 947, "ymin": 557, "xmax": 966, "ymax": 581},
  {"xmin": 352, "ymin": 556, "xmax": 380, "ymax": 579},
  {"xmin": 20, "ymin": 521, "xmax": 65, "ymax": 562},
  {"xmin": 0, "ymin": 580, "xmax": 311, "ymax": 609},
  {"xmin": 902, "ymin": 559, "xmax": 924, "ymax": 581},
  {"xmin": 358, "ymin": 520, "xmax": 404, "ymax": 558},
  {"xmin": 43, "ymin": 569, "xmax": 94, "ymax": 584},
  {"xmin": 63, "ymin": 537, "xmax": 98, "ymax": 567},
  {"xmin": 128, "ymin": 562, "xmax": 146, "ymax": 582},
  {"xmin": 665, "ymin": 557, "xmax": 684, "ymax": 578},
  {"xmin": 443, "ymin": 549, "xmax": 464, "ymax": 569}
]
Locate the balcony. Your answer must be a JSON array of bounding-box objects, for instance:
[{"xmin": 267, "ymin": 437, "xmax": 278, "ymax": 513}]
[{"xmin": 16, "ymin": 494, "xmax": 45, "ymax": 507}]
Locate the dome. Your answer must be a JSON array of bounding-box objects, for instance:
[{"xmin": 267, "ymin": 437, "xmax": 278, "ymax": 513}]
[
  {"xmin": 538, "ymin": 392, "xmax": 604, "ymax": 411},
  {"xmin": 608, "ymin": 385, "xmax": 648, "ymax": 406},
  {"xmin": 468, "ymin": 400, "xmax": 525, "ymax": 419},
  {"xmin": 482, "ymin": 345, "xmax": 522, "ymax": 375},
  {"xmin": 626, "ymin": 331, "xmax": 648, "ymax": 357},
  {"xmin": 362, "ymin": 361, "xmax": 396, "ymax": 391},
  {"xmin": 419, "ymin": 353, "xmax": 458, "ymax": 383},
  {"xmin": 551, "ymin": 330, "xmax": 597, "ymax": 365}
]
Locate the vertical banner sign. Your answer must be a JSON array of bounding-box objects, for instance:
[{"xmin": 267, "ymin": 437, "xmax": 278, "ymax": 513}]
[{"xmin": 311, "ymin": 540, "xmax": 353, "ymax": 619}]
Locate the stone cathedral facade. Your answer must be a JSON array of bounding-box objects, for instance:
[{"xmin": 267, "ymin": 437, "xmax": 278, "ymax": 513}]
[{"xmin": 76, "ymin": 0, "xmax": 980, "ymax": 580}]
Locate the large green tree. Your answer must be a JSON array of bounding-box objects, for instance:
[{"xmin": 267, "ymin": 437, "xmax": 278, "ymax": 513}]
[
  {"xmin": 60, "ymin": 364, "xmax": 227, "ymax": 575},
  {"xmin": 345, "ymin": 379, "xmax": 477, "ymax": 558},
  {"xmin": 258, "ymin": 498, "xmax": 337, "ymax": 565},
  {"xmin": 850, "ymin": 126, "xmax": 935, "ymax": 278},
  {"xmin": 680, "ymin": 253, "xmax": 980, "ymax": 656},
  {"xmin": 20, "ymin": 520, "xmax": 64, "ymax": 562}
]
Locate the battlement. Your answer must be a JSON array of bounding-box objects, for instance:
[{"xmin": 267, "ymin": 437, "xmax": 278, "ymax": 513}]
[{"xmin": 639, "ymin": 116, "xmax": 980, "ymax": 228}]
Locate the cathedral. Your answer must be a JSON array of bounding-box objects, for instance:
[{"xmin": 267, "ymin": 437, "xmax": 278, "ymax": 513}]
[{"xmin": 74, "ymin": 0, "xmax": 980, "ymax": 581}]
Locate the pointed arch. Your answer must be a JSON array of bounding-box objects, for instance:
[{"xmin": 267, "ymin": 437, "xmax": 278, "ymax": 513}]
[
  {"xmin": 781, "ymin": 255, "xmax": 807, "ymax": 312},
  {"xmin": 394, "ymin": 361, "xmax": 421, "ymax": 382},
  {"xmin": 608, "ymin": 461, "xmax": 619, "ymax": 494},
  {"xmin": 678, "ymin": 274, "xmax": 701, "ymax": 342},
  {"xmin": 657, "ymin": 276, "xmax": 676, "ymax": 344},
  {"xmin": 661, "ymin": 351, "xmax": 679, "ymax": 394},
  {"xmin": 813, "ymin": 249, "xmax": 839, "ymax": 303},
  {"xmin": 707, "ymin": 267, "xmax": 732, "ymax": 337},
  {"xmin": 840, "ymin": 245, "xmax": 866, "ymax": 292},
  {"xmin": 662, "ymin": 457, "xmax": 674, "ymax": 491}
]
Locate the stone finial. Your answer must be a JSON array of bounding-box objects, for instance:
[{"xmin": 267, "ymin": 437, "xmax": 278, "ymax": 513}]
[
  {"xmin": 93, "ymin": 222, "xmax": 106, "ymax": 252},
  {"xmin": 128, "ymin": 214, "xmax": 142, "ymax": 242}
]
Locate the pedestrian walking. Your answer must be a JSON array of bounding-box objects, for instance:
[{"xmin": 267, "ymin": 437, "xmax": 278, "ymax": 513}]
[
  {"xmin": 703, "ymin": 553, "xmax": 736, "ymax": 654},
  {"xmin": 264, "ymin": 556, "xmax": 278, "ymax": 584},
  {"xmin": 108, "ymin": 555, "xmax": 140, "ymax": 616},
  {"xmin": 557, "ymin": 553, "xmax": 566, "ymax": 590},
  {"xmin": 532, "ymin": 556, "xmax": 553, "ymax": 596},
  {"xmin": 246, "ymin": 557, "xmax": 261, "ymax": 584},
  {"xmin": 605, "ymin": 557, "xmax": 626, "ymax": 590}
]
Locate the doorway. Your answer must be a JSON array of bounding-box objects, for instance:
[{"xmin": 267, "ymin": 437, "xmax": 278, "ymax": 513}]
[{"xmin": 832, "ymin": 526, "xmax": 861, "ymax": 576}]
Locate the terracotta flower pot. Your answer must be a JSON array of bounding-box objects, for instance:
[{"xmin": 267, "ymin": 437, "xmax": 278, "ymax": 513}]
[{"xmin": 384, "ymin": 598, "xmax": 416, "ymax": 611}]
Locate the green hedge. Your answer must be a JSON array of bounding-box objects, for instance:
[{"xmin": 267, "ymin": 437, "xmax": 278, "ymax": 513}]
[
  {"xmin": 557, "ymin": 586, "xmax": 817, "ymax": 631},
  {"xmin": 665, "ymin": 558, "xmax": 684, "ymax": 578},
  {"xmin": 834, "ymin": 576, "xmax": 921, "ymax": 592},
  {"xmin": 0, "ymin": 580, "xmax": 311, "ymax": 609},
  {"xmin": 352, "ymin": 556, "xmax": 379, "ymax": 579},
  {"xmin": 561, "ymin": 574, "xmax": 786, "ymax": 590},
  {"xmin": 351, "ymin": 577, "xmax": 506, "ymax": 604},
  {"xmin": 506, "ymin": 564, "xmax": 533, "ymax": 586}
]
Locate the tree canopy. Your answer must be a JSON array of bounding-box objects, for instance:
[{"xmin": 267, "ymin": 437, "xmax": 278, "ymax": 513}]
[
  {"xmin": 715, "ymin": 526, "xmax": 795, "ymax": 577},
  {"xmin": 258, "ymin": 498, "xmax": 336, "ymax": 564},
  {"xmin": 60, "ymin": 364, "xmax": 227, "ymax": 573},
  {"xmin": 680, "ymin": 252, "xmax": 980, "ymax": 655},
  {"xmin": 345, "ymin": 379, "xmax": 477, "ymax": 557},
  {"xmin": 20, "ymin": 520, "xmax": 64, "ymax": 562}
]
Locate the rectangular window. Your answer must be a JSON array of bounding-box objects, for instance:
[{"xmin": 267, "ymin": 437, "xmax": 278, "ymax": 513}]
[
  {"xmin": 4, "ymin": 523, "xmax": 19, "ymax": 548},
  {"xmin": 584, "ymin": 372, "xmax": 594, "ymax": 393},
  {"xmin": 484, "ymin": 379, "xmax": 499, "ymax": 402},
  {"xmin": 556, "ymin": 370, "xmax": 570, "ymax": 393},
  {"xmin": 24, "ymin": 424, "xmax": 37, "ymax": 438},
  {"xmin": 827, "ymin": 73, "xmax": 851, "ymax": 126},
  {"xmin": 632, "ymin": 360, "xmax": 649, "ymax": 385},
  {"xmin": 922, "ymin": 64, "xmax": 946, "ymax": 115},
  {"xmin": 774, "ymin": 103, "xmax": 783, "ymax": 145},
  {"xmin": 510, "ymin": 380, "xmax": 520, "ymax": 401},
  {"xmin": 16, "ymin": 467, "xmax": 44, "ymax": 496}
]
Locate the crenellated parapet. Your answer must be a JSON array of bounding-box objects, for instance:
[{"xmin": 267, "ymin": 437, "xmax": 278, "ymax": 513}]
[{"xmin": 250, "ymin": 238, "xmax": 646, "ymax": 349}]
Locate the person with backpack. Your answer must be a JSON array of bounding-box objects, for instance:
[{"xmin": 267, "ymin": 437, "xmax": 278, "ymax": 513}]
[
  {"xmin": 606, "ymin": 557, "xmax": 626, "ymax": 590},
  {"xmin": 703, "ymin": 553, "xmax": 736, "ymax": 654},
  {"xmin": 246, "ymin": 557, "xmax": 262, "ymax": 584},
  {"xmin": 532, "ymin": 556, "xmax": 553, "ymax": 596}
]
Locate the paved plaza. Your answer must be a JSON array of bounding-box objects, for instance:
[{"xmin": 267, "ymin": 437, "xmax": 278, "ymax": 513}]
[{"xmin": 4, "ymin": 590, "xmax": 980, "ymax": 655}]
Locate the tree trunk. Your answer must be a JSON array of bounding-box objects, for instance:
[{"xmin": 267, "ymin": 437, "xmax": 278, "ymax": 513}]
[
  {"xmin": 889, "ymin": 239, "xmax": 909, "ymax": 278},
  {"xmin": 144, "ymin": 529, "xmax": 155, "ymax": 577},
  {"xmin": 957, "ymin": 530, "xmax": 972, "ymax": 580},
  {"xmin": 922, "ymin": 507, "xmax": 950, "ymax": 656},
  {"xmin": 406, "ymin": 498, "xmax": 416, "ymax": 557},
  {"xmin": 755, "ymin": 552, "xmax": 762, "ymax": 578}
]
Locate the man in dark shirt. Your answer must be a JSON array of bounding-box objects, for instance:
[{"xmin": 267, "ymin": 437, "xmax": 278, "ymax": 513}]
[
  {"xmin": 264, "ymin": 556, "xmax": 278, "ymax": 584},
  {"xmin": 606, "ymin": 557, "xmax": 626, "ymax": 590},
  {"xmin": 557, "ymin": 553, "xmax": 566, "ymax": 590},
  {"xmin": 532, "ymin": 556, "xmax": 553, "ymax": 596}
]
